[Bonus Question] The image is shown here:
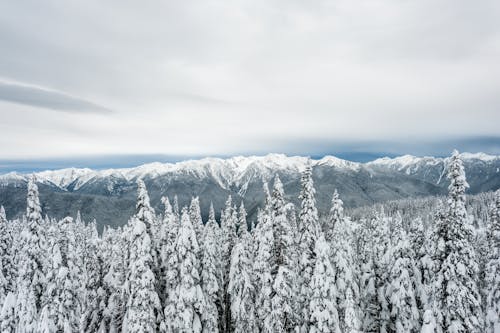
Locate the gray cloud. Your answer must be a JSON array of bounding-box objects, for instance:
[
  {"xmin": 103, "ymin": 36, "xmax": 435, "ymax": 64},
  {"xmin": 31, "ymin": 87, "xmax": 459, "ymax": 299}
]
[{"xmin": 0, "ymin": 80, "xmax": 112, "ymax": 114}]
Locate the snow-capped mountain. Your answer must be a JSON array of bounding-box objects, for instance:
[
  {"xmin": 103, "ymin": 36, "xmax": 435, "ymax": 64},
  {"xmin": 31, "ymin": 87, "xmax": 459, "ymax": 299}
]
[{"xmin": 0, "ymin": 153, "xmax": 499, "ymax": 229}]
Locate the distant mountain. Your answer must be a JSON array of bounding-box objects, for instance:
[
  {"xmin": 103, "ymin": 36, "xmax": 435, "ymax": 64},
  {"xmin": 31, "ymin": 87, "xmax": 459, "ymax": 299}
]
[{"xmin": 1, "ymin": 153, "xmax": 499, "ymax": 230}]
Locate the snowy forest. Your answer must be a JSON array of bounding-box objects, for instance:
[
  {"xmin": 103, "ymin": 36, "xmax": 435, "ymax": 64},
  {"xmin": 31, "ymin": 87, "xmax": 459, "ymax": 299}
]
[{"xmin": 0, "ymin": 150, "xmax": 498, "ymax": 333}]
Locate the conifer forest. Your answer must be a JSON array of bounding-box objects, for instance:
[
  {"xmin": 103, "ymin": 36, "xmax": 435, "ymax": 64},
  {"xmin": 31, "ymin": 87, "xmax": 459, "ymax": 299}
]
[{"xmin": 0, "ymin": 150, "xmax": 498, "ymax": 333}]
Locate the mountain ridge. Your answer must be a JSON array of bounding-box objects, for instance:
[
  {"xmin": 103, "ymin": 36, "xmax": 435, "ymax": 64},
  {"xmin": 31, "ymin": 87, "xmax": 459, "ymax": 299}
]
[{"xmin": 0, "ymin": 152, "xmax": 499, "ymax": 230}]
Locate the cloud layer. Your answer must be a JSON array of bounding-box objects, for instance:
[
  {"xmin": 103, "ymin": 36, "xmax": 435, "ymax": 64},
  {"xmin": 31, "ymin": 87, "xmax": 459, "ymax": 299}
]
[
  {"xmin": 0, "ymin": 80, "xmax": 112, "ymax": 113},
  {"xmin": 0, "ymin": 0, "xmax": 499, "ymax": 158}
]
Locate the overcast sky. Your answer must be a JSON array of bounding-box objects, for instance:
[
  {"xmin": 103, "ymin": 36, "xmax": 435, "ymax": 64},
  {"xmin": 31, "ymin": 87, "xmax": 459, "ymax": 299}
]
[{"xmin": 0, "ymin": 0, "xmax": 499, "ymax": 161}]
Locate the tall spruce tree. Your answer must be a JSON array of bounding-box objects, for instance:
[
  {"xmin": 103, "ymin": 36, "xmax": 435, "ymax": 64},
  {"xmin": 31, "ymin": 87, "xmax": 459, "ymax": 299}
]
[
  {"xmin": 253, "ymin": 184, "xmax": 275, "ymax": 331},
  {"xmin": 173, "ymin": 208, "xmax": 204, "ymax": 332},
  {"xmin": 298, "ymin": 163, "xmax": 321, "ymax": 332},
  {"xmin": 0, "ymin": 205, "xmax": 13, "ymax": 305},
  {"xmin": 15, "ymin": 176, "xmax": 46, "ymax": 333},
  {"xmin": 308, "ymin": 235, "xmax": 341, "ymax": 333},
  {"xmin": 201, "ymin": 206, "xmax": 221, "ymax": 333},
  {"xmin": 123, "ymin": 180, "xmax": 164, "ymax": 332},
  {"xmin": 434, "ymin": 151, "xmax": 483, "ymax": 332},
  {"xmin": 484, "ymin": 189, "xmax": 500, "ymax": 333},
  {"xmin": 386, "ymin": 230, "xmax": 420, "ymax": 333},
  {"xmin": 328, "ymin": 190, "xmax": 361, "ymax": 332},
  {"xmin": 228, "ymin": 232, "xmax": 258, "ymax": 333}
]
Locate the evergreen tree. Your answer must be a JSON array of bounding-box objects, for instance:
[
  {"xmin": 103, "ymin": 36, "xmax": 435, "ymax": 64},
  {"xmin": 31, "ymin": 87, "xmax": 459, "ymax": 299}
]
[
  {"xmin": 434, "ymin": 151, "xmax": 483, "ymax": 332},
  {"xmin": 221, "ymin": 195, "xmax": 237, "ymax": 332},
  {"xmin": 0, "ymin": 292, "xmax": 16, "ymax": 333},
  {"xmin": 269, "ymin": 176, "xmax": 299, "ymax": 331},
  {"xmin": 123, "ymin": 215, "xmax": 163, "ymax": 332},
  {"xmin": 190, "ymin": 196, "xmax": 204, "ymax": 249},
  {"xmin": 228, "ymin": 232, "xmax": 258, "ymax": 333},
  {"xmin": 162, "ymin": 197, "xmax": 181, "ymax": 332},
  {"xmin": 81, "ymin": 224, "xmax": 107, "ymax": 333},
  {"xmin": 173, "ymin": 208, "xmax": 204, "ymax": 332},
  {"xmin": 484, "ymin": 189, "xmax": 500, "ymax": 333},
  {"xmin": 237, "ymin": 202, "xmax": 247, "ymax": 237},
  {"xmin": 15, "ymin": 176, "xmax": 46, "ymax": 333},
  {"xmin": 0, "ymin": 205, "xmax": 14, "ymax": 304},
  {"xmin": 39, "ymin": 217, "xmax": 82, "ymax": 333},
  {"xmin": 324, "ymin": 189, "xmax": 343, "ymax": 240},
  {"xmin": 386, "ymin": 231, "xmax": 420, "ymax": 333},
  {"xmin": 308, "ymin": 235, "xmax": 341, "ymax": 333},
  {"xmin": 253, "ymin": 186, "xmax": 274, "ymax": 331},
  {"xmin": 328, "ymin": 190, "xmax": 361, "ymax": 332},
  {"xmin": 102, "ymin": 228, "xmax": 127, "ymax": 332},
  {"xmin": 123, "ymin": 180, "xmax": 164, "ymax": 332},
  {"xmin": 297, "ymin": 163, "xmax": 321, "ymax": 332},
  {"xmin": 201, "ymin": 206, "xmax": 221, "ymax": 333}
]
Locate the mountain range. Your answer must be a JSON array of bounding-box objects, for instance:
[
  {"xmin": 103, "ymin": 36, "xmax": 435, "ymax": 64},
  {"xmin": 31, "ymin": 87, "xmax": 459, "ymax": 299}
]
[{"xmin": 0, "ymin": 152, "xmax": 499, "ymax": 230}]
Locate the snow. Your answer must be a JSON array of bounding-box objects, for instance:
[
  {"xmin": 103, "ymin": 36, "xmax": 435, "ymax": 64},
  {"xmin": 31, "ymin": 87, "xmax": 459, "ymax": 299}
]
[{"xmin": 0, "ymin": 152, "xmax": 498, "ymax": 192}]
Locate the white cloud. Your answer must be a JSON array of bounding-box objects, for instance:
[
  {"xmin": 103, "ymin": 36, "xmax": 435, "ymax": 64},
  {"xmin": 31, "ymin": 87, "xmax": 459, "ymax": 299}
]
[{"xmin": 0, "ymin": 0, "xmax": 499, "ymax": 158}]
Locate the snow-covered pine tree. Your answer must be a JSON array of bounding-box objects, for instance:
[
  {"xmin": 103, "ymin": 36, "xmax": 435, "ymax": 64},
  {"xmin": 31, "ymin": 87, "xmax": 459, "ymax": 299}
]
[
  {"xmin": 0, "ymin": 292, "xmax": 16, "ymax": 333},
  {"xmin": 269, "ymin": 176, "xmax": 299, "ymax": 332},
  {"xmin": 408, "ymin": 218, "xmax": 430, "ymax": 314},
  {"xmin": 253, "ymin": 183, "xmax": 275, "ymax": 331},
  {"xmin": 102, "ymin": 227, "xmax": 127, "ymax": 332},
  {"xmin": 297, "ymin": 163, "xmax": 321, "ymax": 332},
  {"xmin": 190, "ymin": 196, "xmax": 204, "ymax": 250},
  {"xmin": 15, "ymin": 175, "xmax": 46, "ymax": 333},
  {"xmin": 162, "ymin": 197, "xmax": 182, "ymax": 332},
  {"xmin": 81, "ymin": 223, "xmax": 107, "ymax": 333},
  {"xmin": 221, "ymin": 195, "xmax": 237, "ymax": 332},
  {"xmin": 324, "ymin": 189, "xmax": 343, "ymax": 240},
  {"xmin": 228, "ymin": 231, "xmax": 258, "ymax": 333},
  {"xmin": 0, "ymin": 205, "xmax": 14, "ymax": 305},
  {"xmin": 434, "ymin": 150, "xmax": 483, "ymax": 332},
  {"xmin": 123, "ymin": 214, "xmax": 163, "ymax": 333},
  {"xmin": 173, "ymin": 208, "xmax": 204, "ymax": 333},
  {"xmin": 308, "ymin": 235, "xmax": 341, "ymax": 333},
  {"xmin": 40, "ymin": 217, "xmax": 82, "ymax": 332},
  {"xmin": 201, "ymin": 204, "xmax": 221, "ymax": 333},
  {"xmin": 385, "ymin": 229, "xmax": 420, "ymax": 333},
  {"xmin": 484, "ymin": 189, "xmax": 500, "ymax": 333},
  {"xmin": 123, "ymin": 180, "xmax": 164, "ymax": 332},
  {"xmin": 328, "ymin": 190, "xmax": 361, "ymax": 332},
  {"xmin": 237, "ymin": 202, "xmax": 247, "ymax": 237}
]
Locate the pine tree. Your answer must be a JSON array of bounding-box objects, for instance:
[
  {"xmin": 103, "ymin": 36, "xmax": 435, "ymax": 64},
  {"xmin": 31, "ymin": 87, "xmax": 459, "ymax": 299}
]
[
  {"xmin": 123, "ymin": 215, "xmax": 162, "ymax": 332},
  {"xmin": 228, "ymin": 232, "xmax": 258, "ymax": 333},
  {"xmin": 308, "ymin": 235, "xmax": 341, "ymax": 333},
  {"xmin": 173, "ymin": 208, "xmax": 204, "ymax": 332},
  {"xmin": 162, "ymin": 197, "xmax": 181, "ymax": 332},
  {"xmin": 15, "ymin": 175, "xmax": 46, "ymax": 333},
  {"xmin": 434, "ymin": 151, "xmax": 483, "ymax": 332},
  {"xmin": 237, "ymin": 203, "xmax": 247, "ymax": 237},
  {"xmin": 190, "ymin": 196, "xmax": 204, "ymax": 249},
  {"xmin": 298, "ymin": 163, "xmax": 321, "ymax": 332},
  {"xmin": 269, "ymin": 176, "xmax": 299, "ymax": 332},
  {"xmin": 253, "ymin": 186, "xmax": 274, "ymax": 331},
  {"xmin": 40, "ymin": 217, "xmax": 82, "ymax": 332},
  {"xmin": 102, "ymin": 227, "xmax": 127, "ymax": 332},
  {"xmin": 0, "ymin": 205, "xmax": 14, "ymax": 305},
  {"xmin": 0, "ymin": 292, "xmax": 16, "ymax": 333},
  {"xmin": 201, "ymin": 206, "xmax": 221, "ymax": 333},
  {"xmin": 328, "ymin": 190, "xmax": 361, "ymax": 332},
  {"xmin": 484, "ymin": 189, "xmax": 500, "ymax": 333},
  {"xmin": 386, "ymin": 230, "xmax": 420, "ymax": 333},
  {"xmin": 123, "ymin": 180, "xmax": 164, "ymax": 332},
  {"xmin": 81, "ymin": 224, "xmax": 106, "ymax": 333},
  {"xmin": 221, "ymin": 195, "xmax": 237, "ymax": 332},
  {"xmin": 324, "ymin": 189, "xmax": 343, "ymax": 240}
]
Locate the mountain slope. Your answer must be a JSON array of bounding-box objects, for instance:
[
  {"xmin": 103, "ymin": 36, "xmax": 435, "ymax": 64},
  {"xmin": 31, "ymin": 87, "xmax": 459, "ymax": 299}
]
[{"xmin": 0, "ymin": 153, "xmax": 499, "ymax": 230}]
